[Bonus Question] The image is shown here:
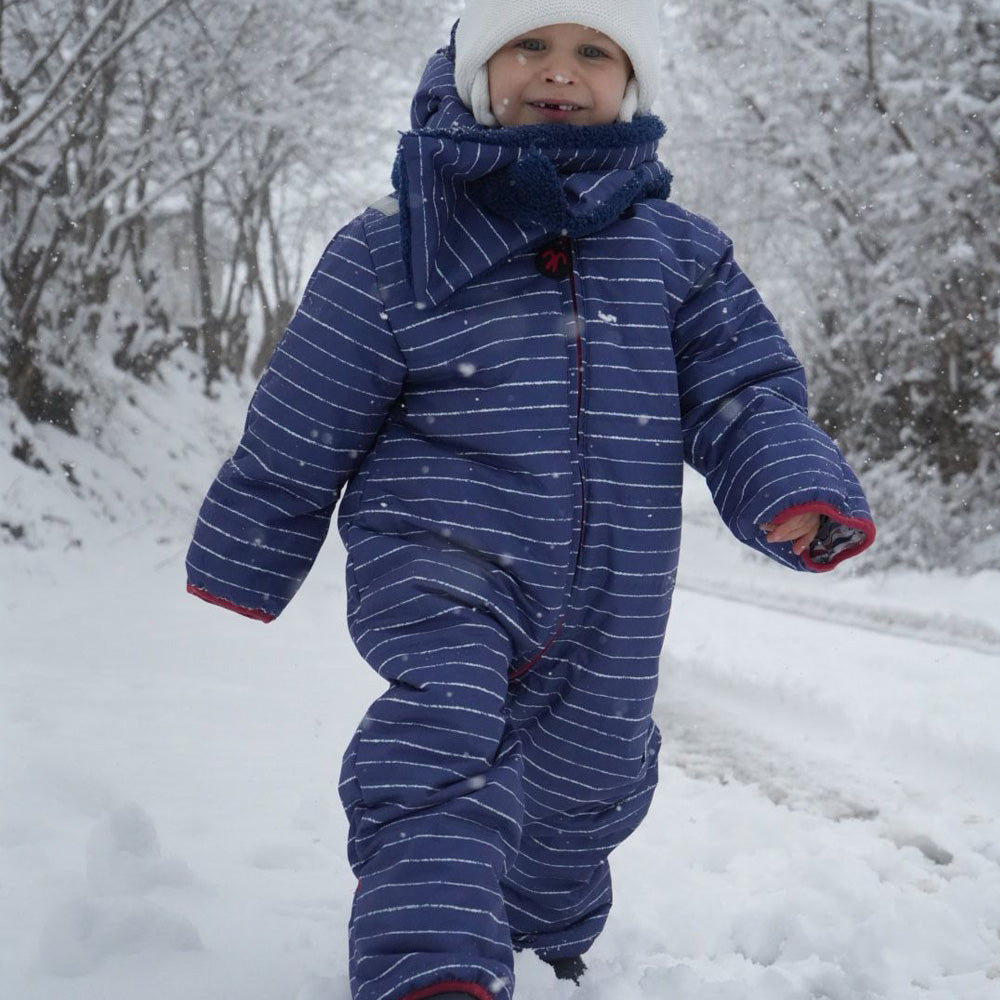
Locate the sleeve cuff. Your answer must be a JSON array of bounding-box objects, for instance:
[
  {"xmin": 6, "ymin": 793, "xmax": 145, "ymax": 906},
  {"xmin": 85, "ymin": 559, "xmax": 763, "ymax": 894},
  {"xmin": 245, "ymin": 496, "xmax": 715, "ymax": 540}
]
[
  {"xmin": 186, "ymin": 583, "xmax": 276, "ymax": 623},
  {"xmin": 770, "ymin": 502, "xmax": 876, "ymax": 573},
  {"xmin": 397, "ymin": 982, "xmax": 496, "ymax": 1000}
]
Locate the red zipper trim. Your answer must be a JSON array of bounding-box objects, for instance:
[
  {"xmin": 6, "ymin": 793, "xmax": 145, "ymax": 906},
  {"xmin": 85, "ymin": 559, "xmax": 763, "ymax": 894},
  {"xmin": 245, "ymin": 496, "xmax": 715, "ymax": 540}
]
[
  {"xmin": 509, "ymin": 617, "xmax": 565, "ymax": 681},
  {"xmin": 509, "ymin": 240, "xmax": 585, "ymax": 685}
]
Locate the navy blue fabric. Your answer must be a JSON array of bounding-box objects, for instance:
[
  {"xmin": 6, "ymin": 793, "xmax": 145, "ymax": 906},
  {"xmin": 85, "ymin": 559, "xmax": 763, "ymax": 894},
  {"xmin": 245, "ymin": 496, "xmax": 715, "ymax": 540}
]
[{"xmin": 186, "ymin": 42, "xmax": 874, "ymax": 1000}]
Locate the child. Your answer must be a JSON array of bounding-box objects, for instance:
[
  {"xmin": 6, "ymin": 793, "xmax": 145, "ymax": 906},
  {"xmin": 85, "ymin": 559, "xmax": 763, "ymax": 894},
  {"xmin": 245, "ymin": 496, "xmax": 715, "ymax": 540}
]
[{"xmin": 185, "ymin": 2, "xmax": 876, "ymax": 999}]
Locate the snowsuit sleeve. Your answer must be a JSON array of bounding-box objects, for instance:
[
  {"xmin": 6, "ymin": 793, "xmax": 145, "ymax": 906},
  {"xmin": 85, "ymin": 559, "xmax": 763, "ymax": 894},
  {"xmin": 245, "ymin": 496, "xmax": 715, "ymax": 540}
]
[
  {"xmin": 671, "ymin": 223, "xmax": 875, "ymax": 572},
  {"xmin": 185, "ymin": 215, "xmax": 406, "ymax": 620}
]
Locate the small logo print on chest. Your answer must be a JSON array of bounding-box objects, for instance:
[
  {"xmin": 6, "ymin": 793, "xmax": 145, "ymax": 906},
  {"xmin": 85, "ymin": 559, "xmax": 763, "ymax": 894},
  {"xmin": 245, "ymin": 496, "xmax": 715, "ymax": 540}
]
[{"xmin": 535, "ymin": 238, "xmax": 573, "ymax": 280}]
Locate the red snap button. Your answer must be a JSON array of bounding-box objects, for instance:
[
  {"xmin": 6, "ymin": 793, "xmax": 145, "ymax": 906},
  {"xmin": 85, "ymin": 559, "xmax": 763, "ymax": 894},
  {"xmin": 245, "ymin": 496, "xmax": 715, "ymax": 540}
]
[{"xmin": 535, "ymin": 237, "xmax": 572, "ymax": 280}]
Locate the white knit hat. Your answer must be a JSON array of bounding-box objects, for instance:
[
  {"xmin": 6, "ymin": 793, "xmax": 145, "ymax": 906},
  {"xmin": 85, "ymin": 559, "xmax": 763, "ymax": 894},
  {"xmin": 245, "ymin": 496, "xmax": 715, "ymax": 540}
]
[{"xmin": 454, "ymin": 0, "xmax": 662, "ymax": 126}]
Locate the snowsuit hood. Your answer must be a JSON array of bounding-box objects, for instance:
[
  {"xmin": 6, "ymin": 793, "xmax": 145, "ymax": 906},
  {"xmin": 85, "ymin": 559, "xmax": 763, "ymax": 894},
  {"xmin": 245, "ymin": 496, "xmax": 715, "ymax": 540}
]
[{"xmin": 393, "ymin": 43, "xmax": 673, "ymax": 306}]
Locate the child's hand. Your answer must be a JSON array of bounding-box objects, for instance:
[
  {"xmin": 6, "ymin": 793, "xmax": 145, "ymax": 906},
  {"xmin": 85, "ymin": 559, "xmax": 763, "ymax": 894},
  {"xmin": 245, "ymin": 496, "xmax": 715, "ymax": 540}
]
[{"xmin": 759, "ymin": 512, "xmax": 822, "ymax": 557}]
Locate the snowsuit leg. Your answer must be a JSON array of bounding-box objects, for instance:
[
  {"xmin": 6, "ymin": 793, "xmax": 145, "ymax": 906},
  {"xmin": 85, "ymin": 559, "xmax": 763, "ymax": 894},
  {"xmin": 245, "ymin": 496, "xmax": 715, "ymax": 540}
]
[
  {"xmin": 503, "ymin": 826, "xmax": 614, "ymax": 960},
  {"xmin": 499, "ymin": 631, "xmax": 663, "ymax": 962},
  {"xmin": 501, "ymin": 754, "xmax": 660, "ymax": 961},
  {"xmin": 339, "ymin": 576, "xmax": 525, "ymax": 1000}
]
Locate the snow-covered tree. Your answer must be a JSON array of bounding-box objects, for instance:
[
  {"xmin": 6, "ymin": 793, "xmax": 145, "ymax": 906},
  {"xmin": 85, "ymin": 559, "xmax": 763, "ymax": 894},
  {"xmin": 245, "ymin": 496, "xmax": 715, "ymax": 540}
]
[
  {"xmin": 1, "ymin": 0, "xmax": 184, "ymax": 429},
  {"xmin": 671, "ymin": 0, "xmax": 1000, "ymax": 568},
  {"xmin": 0, "ymin": 0, "xmax": 453, "ymax": 432}
]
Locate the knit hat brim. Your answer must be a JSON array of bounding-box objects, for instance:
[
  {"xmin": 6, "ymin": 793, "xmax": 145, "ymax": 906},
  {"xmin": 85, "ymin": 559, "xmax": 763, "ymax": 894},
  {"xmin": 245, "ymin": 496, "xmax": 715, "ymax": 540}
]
[{"xmin": 455, "ymin": 1, "xmax": 661, "ymax": 126}]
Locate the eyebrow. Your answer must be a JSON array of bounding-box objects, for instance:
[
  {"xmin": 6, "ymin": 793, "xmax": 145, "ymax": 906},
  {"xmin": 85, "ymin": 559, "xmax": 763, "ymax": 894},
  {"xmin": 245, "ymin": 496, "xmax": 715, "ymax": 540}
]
[{"xmin": 514, "ymin": 30, "xmax": 622, "ymax": 52}]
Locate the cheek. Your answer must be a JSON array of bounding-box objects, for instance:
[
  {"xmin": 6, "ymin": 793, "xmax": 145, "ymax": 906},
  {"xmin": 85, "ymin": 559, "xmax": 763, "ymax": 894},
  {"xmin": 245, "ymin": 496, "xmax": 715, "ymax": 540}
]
[
  {"xmin": 487, "ymin": 63, "xmax": 521, "ymax": 120},
  {"xmin": 609, "ymin": 68, "xmax": 631, "ymax": 100},
  {"xmin": 596, "ymin": 70, "xmax": 630, "ymax": 113},
  {"xmin": 488, "ymin": 63, "xmax": 514, "ymax": 97}
]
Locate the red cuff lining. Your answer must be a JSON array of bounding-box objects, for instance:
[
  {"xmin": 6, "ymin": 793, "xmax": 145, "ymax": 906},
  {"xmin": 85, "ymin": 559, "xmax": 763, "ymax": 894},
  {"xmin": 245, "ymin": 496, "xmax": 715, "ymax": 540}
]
[
  {"xmin": 399, "ymin": 982, "xmax": 494, "ymax": 1000},
  {"xmin": 771, "ymin": 502, "xmax": 876, "ymax": 573},
  {"xmin": 186, "ymin": 583, "xmax": 275, "ymax": 623}
]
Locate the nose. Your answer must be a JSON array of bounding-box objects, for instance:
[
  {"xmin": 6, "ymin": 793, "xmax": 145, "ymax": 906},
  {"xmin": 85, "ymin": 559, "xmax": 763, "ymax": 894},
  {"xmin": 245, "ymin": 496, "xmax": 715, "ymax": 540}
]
[
  {"xmin": 542, "ymin": 53, "xmax": 576, "ymax": 86},
  {"xmin": 544, "ymin": 66, "xmax": 576, "ymax": 86}
]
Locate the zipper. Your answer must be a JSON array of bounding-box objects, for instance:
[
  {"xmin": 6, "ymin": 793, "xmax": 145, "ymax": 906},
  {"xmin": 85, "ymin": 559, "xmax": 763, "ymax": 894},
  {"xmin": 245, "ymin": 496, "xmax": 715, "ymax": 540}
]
[
  {"xmin": 511, "ymin": 237, "xmax": 587, "ymax": 683},
  {"xmin": 563, "ymin": 238, "xmax": 587, "ymax": 569},
  {"xmin": 509, "ymin": 617, "xmax": 565, "ymax": 681}
]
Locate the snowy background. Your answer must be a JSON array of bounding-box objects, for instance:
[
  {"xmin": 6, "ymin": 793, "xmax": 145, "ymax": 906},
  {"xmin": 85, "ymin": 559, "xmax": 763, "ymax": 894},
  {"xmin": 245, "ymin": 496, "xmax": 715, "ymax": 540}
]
[{"xmin": 3, "ymin": 2, "xmax": 1000, "ymax": 999}]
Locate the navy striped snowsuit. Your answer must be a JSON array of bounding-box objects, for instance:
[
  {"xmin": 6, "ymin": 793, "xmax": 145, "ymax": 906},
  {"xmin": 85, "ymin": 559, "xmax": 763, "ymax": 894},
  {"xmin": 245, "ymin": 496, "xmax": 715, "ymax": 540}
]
[{"xmin": 186, "ymin": 42, "xmax": 874, "ymax": 1000}]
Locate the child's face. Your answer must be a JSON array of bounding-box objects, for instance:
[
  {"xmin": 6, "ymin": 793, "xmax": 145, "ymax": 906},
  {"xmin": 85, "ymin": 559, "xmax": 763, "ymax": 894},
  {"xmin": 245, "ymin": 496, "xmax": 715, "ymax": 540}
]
[{"xmin": 487, "ymin": 23, "xmax": 633, "ymax": 128}]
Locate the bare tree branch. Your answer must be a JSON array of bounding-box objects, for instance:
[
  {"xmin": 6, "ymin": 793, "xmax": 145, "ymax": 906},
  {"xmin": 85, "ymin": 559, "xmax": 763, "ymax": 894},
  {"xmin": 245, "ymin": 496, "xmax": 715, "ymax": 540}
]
[{"xmin": 0, "ymin": 0, "xmax": 179, "ymax": 166}]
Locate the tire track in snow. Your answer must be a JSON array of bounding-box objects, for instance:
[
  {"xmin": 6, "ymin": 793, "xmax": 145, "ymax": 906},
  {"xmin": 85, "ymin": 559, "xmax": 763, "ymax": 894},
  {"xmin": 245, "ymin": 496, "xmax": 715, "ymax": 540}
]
[
  {"xmin": 655, "ymin": 693, "xmax": 884, "ymax": 826},
  {"xmin": 656, "ymin": 582, "xmax": 1000, "ymax": 877},
  {"xmin": 676, "ymin": 577, "xmax": 1000, "ymax": 657},
  {"xmin": 652, "ymin": 691, "xmax": 996, "ymax": 876}
]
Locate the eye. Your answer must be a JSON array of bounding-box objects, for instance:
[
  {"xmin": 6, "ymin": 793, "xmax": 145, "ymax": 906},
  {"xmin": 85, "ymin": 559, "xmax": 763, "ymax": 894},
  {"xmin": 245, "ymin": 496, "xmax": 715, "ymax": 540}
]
[
  {"xmin": 580, "ymin": 44, "xmax": 609, "ymax": 59},
  {"xmin": 515, "ymin": 38, "xmax": 545, "ymax": 52}
]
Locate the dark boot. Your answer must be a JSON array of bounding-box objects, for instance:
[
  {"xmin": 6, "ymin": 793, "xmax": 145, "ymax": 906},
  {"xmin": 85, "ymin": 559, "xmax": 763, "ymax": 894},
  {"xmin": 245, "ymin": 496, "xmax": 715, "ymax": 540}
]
[{"xmin": 544, "ymin": 955, "xmax": 588, "ymax": 985}]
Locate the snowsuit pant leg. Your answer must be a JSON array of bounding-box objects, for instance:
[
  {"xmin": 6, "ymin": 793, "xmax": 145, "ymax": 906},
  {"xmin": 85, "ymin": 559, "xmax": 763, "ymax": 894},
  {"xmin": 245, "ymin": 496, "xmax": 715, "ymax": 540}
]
[
  {"xmin": 339, "ymin": 584, "xmax": 524, "ymax": 1000},
  {"xmin": 501, "ymin": 721, "xmax": 661, "ymax": 961}
]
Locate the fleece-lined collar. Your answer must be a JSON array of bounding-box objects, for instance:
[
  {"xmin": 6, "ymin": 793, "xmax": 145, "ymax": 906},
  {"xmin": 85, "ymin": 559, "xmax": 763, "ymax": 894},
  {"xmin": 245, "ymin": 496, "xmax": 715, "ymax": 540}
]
[{"xmin": 391, "ymin": 43, "xmax": 673, "ymax": 307}]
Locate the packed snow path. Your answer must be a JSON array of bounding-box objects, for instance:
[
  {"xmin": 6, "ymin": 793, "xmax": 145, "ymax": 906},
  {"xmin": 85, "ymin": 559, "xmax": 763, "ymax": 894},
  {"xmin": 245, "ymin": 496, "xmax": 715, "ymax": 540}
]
[{"xmin": 3, "ymin": 485, "xmax": 1000, "ymax": 1000}]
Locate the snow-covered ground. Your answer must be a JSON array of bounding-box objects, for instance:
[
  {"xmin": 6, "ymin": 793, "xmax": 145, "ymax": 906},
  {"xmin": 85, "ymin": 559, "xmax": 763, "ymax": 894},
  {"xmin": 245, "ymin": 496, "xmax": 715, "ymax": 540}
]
[{"xmin": 3, "ymin": 407, "xmax": 1000, "ymax": 1000}]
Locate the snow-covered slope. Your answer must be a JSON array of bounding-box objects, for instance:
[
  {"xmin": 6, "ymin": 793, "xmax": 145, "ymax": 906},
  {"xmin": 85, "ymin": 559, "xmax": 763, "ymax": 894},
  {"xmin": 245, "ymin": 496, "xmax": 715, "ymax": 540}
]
[
  {"xmin": 1, "ymin": 353, "xmax": 252, "ymax": 554},
  {"xmin": 3, "ymin": 392, "xmax": 1000, "ymax": 999}
]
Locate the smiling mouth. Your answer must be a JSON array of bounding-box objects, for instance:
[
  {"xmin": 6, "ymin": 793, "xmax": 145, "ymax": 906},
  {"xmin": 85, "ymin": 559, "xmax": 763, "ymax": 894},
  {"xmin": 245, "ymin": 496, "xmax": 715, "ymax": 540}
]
[{"xmin": 531, "ymin": 102, "xmax": 582, "ymax": 111}]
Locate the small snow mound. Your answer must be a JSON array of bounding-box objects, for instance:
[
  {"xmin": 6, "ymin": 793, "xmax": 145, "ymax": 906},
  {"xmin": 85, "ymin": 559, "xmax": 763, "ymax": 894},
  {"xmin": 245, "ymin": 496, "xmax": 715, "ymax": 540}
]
[
  {"xmin": 890, "ymin": 831, "xmax": 954, "ymax": 867},
  {"xmin": 731, "ymin": 907, "xmax": 791, "ymax": 966},
  {"xmin": 645, "ymin": 963, "xmax": 799, "ymax": 999},
  {"xmin": 38, "ymin": 896, "xmax": 202, "ymax": 976},
  {"xmin": 598, "ymin": 310, "xmax": 618, "ymax": 324},
  {"xmin": 86, "ymin": 803, "xmax": 195, "ymax": 894},
  {"xmin": 646, "ymin": 965, "xmax": 744, "ymax": 999}
]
